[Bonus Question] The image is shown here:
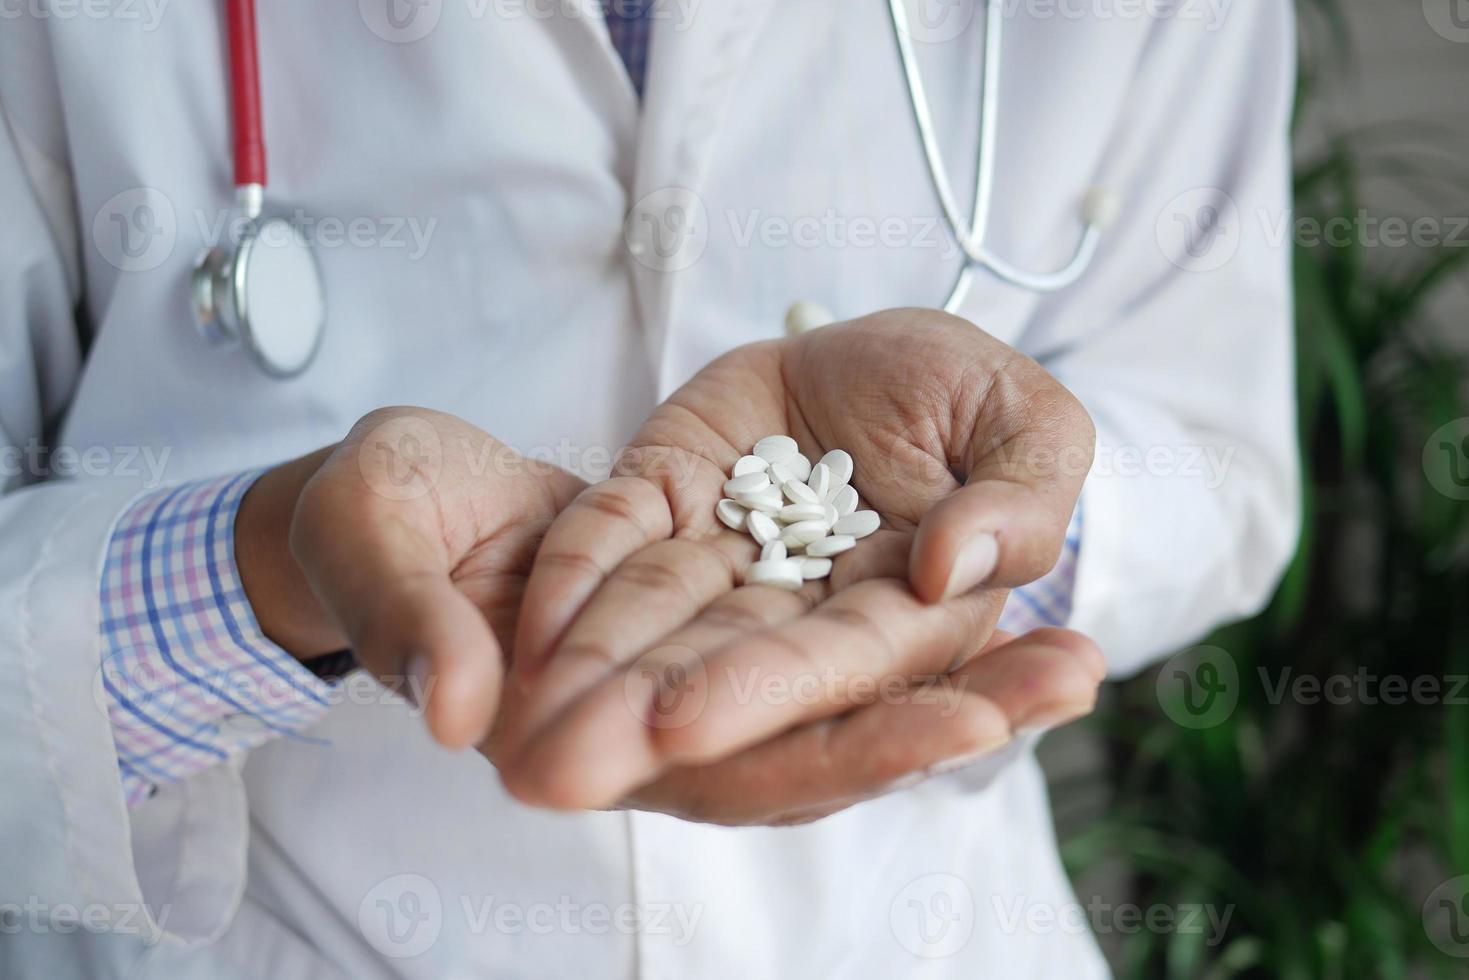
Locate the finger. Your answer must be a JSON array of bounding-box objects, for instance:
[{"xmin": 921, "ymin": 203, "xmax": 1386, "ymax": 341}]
[
  {"xmin": 499, "ymin": 579, "xmax": 815, "ymax": 786},
  {"xmin": 500, "ymin": 534, "xmax": 751, "ymax": 756},
  {"xmin": 291, "ymin": 471, "xmax": 501, "ymax": 750},
  {"xmin": 908, "ymin": 366, "xmax": 1095, "ymax": 601},
  {"xmin": 511, "ymin": 476, "xmax": 674, "ymax": 677},
  {"xmin": 505, "ymin": 578, "xmax": 1003, "ymax": 808},
  {"xmin": 652, "ymin": 578, "xmax": 1004, "ymax": 766},
  {"xmin": 627, "ymin": 627, "xmax": 1103, "ymax": 825},
  {"xmin": 946, "ymin": 627, "xmax": 1104, "ymax": 731}
]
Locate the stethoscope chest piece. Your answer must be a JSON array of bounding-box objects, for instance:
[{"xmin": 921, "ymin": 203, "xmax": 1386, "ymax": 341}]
[{"xmin": 193, "ymin": 215, "xmax": 325, "ymax": 378}]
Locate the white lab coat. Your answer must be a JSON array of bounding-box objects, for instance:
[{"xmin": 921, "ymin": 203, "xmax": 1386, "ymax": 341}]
[{"xmin": 0, "ymin": 1, "xmax": 1298, "ymax": 977}]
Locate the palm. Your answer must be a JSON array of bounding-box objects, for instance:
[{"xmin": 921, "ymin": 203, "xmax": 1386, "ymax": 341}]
[{"xmin": 496, "ymin": 310, "xmax": 1098, "ymax": 819}]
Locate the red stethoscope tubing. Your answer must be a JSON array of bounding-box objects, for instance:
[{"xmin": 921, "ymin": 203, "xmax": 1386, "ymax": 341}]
[{"xmin": 226, "ymin": 0, "xmax": 267, "ymax": 189}]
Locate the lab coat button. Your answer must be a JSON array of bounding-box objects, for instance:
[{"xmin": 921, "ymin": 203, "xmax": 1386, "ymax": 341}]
[{"xmin": 784, "ymin": 300, "xmax": 835, "ymax": 335}]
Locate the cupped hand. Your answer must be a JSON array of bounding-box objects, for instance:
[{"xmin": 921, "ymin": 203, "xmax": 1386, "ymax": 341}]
[
  {"xmin": 238, "ymin": 407, "xmax": 585, "ymax": 750},
  {"xmin": 494, "ymin": 309, "xmax": 1099, "ymax": 813}
]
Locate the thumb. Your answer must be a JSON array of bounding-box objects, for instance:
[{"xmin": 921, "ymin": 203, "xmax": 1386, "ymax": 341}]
[
  {"xmin": 291, "ymin": 469, "xmax": 503, "ymax": 752},
  {"xmin": 908, "ymin": 398, "xmax": 1093, "ymax": 604}
]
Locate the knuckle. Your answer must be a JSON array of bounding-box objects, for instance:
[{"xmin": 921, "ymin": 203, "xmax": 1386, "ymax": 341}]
[
  {"xmin": 578, "ymin": 478, "xmax": 665, "ymax": 535},
  {"xmin": 555, "ymin": 640, "xmax": 621, "ymax": 670},
  {"xmin": 700, "ymin": 599, "xmax": 770, "ymax": 633},
  {"xmin": 615, "ymin": 555, "xmax": 692, "ymax": 596},
  {"xmin": 535, "ymin": 548, "xmax": 608, "ymax": 580}
]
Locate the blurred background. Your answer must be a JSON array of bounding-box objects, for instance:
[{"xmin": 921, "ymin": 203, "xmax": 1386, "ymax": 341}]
[{"xmin": 1040, "ymin": 1, "xmax": 1469, "ymax": 976}]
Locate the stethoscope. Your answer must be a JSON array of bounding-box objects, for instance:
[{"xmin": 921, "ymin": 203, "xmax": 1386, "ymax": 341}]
[
  {"xmin": 192, "ymin": 0, "xmax": 325, "ymax": 378},
  {"xmin": 195, "ymin": 0, "xmax": 1118, "ymax": 374},
  {"xmin": 786, "ymin": 0, "xmax": 1120, "ymax": 334}
]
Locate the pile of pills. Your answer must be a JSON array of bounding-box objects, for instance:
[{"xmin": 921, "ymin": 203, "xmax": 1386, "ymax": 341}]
[{"xmin": 715, "ymin": 435, "xmax": 880, "ymax": 591}]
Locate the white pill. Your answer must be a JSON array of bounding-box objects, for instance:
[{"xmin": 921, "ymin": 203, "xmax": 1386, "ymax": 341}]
[
  {"xmin": 735, "ymin": 485, "xmax": 783, "ymax": 515},
  {"xmin": 806, "ymin": 534, "xmax": 856, "ymax": 558},
  {"xmin": 781, "ymin": 520, "xmax": 829, "ymax": 546},
  {"xmin": 807, "ymin": 463, "xmax": 831, "ymax": 501},
  {"xmin": 787, "ymin": 453, "xmax": 813, "ymax": 482},
  {"xmin": 732, "ymin": 455, "xmax": 769, "ymax": 478},
  {"xmin": 747, "ymin": 510, "xmax": 782, "ymax": 546},
  {"xmin": 818, "ymin": 449, "xmax": 854, "ymax": 489},
  {"xmin": 783, "ymin": 480, "xmax": 820, "ymax": 505},
  {"xmin": 715, "ymin": 499, "xmax": 747, "ymax": 531},
  {"xmin": 779, "ymin": 503, "xmax": 828, "ymax": 524},
  {"xmin": 745, "ymin": 558, "xmax": 804, "ymax": 591},
  {"xmin": 832, "ymin": 510, "xmax": 880, "ymax": 539},
  {"xmin": 767, "ymin": 461, "xmax": 796, "ymax": 486},
  {"xmin": 753, "ymin": 435, "xmax": 799, "ymax": 464},
  {"xmin": 831, "ymin": 484, "xmax": 859, "ymax": 516},
  {"xmin": 823, "ymin": 502, "xmax": 839, "ymax": 527},
  {"xmin": 800, "ymin": 557, "xmax": 834, "ymax": 580},
  {"xmin": 761, "ymin": 540, "xmax": 787, "ymax": 562},
  {"xmin": 724, "ymin": 472, "xmax": 770, "ymax": 497}
]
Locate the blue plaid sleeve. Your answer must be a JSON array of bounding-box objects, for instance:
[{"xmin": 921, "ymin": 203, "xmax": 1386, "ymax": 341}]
[
  {"xmin": 996, "ymin": 501, "xmax": 1083, "ymax": 633},
  {"xmin": 98, "ymin": 470, "xmax": 335, "ymax": 807}
]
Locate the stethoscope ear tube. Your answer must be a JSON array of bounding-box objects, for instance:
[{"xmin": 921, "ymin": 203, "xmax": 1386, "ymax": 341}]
[{"xmin": 887, "ymin": 0, "xmax": 1117, "ymax": 307}]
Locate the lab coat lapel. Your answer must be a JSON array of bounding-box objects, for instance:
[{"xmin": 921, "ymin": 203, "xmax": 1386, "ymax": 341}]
[{"xmin": 629, "ymin": 0, "xmax": 779, "ymax": 392}]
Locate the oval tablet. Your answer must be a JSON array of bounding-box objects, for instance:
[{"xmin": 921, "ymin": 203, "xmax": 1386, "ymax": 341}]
[
  {"xmin": 715, "ymin": 499, "xmax": 747, "ymax": 531},
  {"xmin": 753, "ymin": 435, "xmax": 798, "ymax": 464},
  {"xmin": 823, "ymin": 502, "xmax": 839, "ymax": 527},
  {"xmin": 832, "ymin": 510, "xmax": 879, "ymax": 539},
  {"xmin": 735, "ymin": 485, "xmax": 783, "ymax": 515},
  {"xmin": 807, "ymin": 463, "xmax": 831, "ymax": 501},
  {"xmin": 817, "ymin": 450, "xmax": 854, "ymax": 489},
  {"xmin": 747, "ymin": 510, "xmax": 782, "ymax": 546},
  {"xmin": 779, "ymin": 503, "xmax": 827, "ymax": 524},
  {"xmin": 761, "ymin": 540, "xmax": 787, "ymax": 562},
  {"xmin": 787, "ymin": 453, "xmax": 812, "ymax": 482},
  {"xmin": 806, "ymin": 534, "xmax": 855, "ymax": 558},
  {"xmin": 767, "ymin": 461, "xmax": 796, "ymax": 486},
  {"xmin": 831, "ymin": 484, "xmax": 858, "ymax": 516},
  {"xmin": 724, "ymin": 472, "xmax": 770, "ymax": 497},
  {"xmin": 782, "ymin": 480, "xmax": 820, "ymax": 505},
  {"xmin": 745, "ymin": 558, "xmax": 804, "ymax": 591},
  {"xmin": 799, "ymin": 557, "xmax": 833, "ymax": 580},
  {"xmin": 732, "ymin": 455, "xmax": 769, "ymax": 478},
  {"xmin": 782, "ymin": 519, "xmax": 829, "ymax": 545}
]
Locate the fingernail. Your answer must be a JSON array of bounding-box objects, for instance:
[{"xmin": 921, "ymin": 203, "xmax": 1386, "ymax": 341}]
[
  {"xmin": 406, "ymin": 654, "xmax": 432, "ymax": 710},
  {"xmin": 942, "ymin": 532, "xmax": 999, "ymax": 599},
  {"xmin": 1016, "ymin": 700, "xmax": 1093, "ymax": 732},
  {"xmin": 925, "ymin": 735, "xmax": 1013, "ymax": 777}
]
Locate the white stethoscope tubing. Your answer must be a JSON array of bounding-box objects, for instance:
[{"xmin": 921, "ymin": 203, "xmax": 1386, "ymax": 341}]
[{"xmin": 886, "ymin": 0, "xmax": 1116, "ymax": 313}]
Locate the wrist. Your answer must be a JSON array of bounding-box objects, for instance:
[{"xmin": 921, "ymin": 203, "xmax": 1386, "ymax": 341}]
[{"xmin": 235, "ymin": 447, "xmax": 348, "ymax": 661}]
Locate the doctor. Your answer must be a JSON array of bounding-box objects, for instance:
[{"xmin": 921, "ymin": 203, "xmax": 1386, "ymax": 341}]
[{"xmin": 0, "ymin": 1, "xmax": 1299, "ymax": 977}]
